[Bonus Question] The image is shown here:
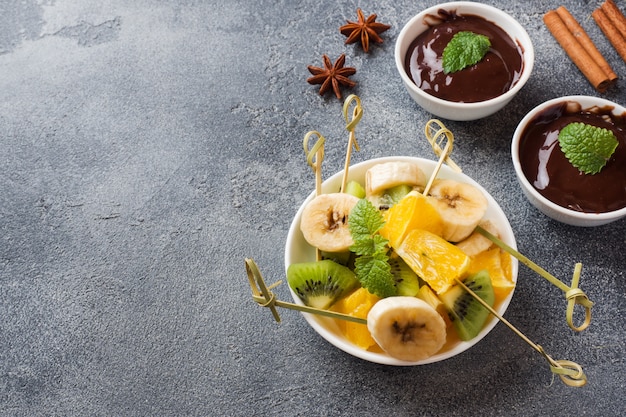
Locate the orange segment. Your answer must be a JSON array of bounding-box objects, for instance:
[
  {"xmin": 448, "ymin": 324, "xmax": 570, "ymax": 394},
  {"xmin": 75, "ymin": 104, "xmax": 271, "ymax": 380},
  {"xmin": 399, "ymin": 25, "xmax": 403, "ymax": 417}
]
[
  {"xmin": 331, "ymin": 287, "xmax": 381, "ymax": 350},
  {"xmin": 380, "ymin": 191, "xmax": 445, "ymax": 249},
  {"xmin": 395, "ymin": 229, "xmax": 470, "ymax": 294},
  {"xmin": 467, "ymin": 247, "xmax": 515, "ymax": 305},
  {"xmin": 501, "ymin": 250, "xmax": 513, "ymax": 280}
]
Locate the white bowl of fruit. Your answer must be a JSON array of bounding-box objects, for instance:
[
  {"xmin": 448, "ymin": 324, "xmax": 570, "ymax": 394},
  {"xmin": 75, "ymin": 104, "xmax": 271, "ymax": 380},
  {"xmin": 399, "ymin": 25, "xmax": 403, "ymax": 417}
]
[{"xmin": 285, "ymin": 156, "xmax": 518, "ymax": 365}]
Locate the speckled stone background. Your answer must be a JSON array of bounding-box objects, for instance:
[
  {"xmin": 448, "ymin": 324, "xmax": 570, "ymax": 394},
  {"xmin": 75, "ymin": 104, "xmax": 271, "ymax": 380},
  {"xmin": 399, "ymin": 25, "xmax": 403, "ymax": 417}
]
[{"xmin": 1, "ymin": 1, "xmax": 625, "ymax": 416}]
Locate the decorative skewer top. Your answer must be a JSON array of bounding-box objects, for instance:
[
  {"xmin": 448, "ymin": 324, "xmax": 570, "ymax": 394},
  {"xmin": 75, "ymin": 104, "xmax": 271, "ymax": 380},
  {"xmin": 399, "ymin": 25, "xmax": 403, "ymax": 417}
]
[
  {"xmin": 425, "ymin": 119, "xmax": 461, "ymax": 171},
  {"xmin": 422, "ymin": 119, "xmax": 461, "ymax": 196},
  {"xmin": 303, "ymin": 130, "xmax": 326, "ymax": 197},
  {"xmin": 341, "ymin": 94, "xmax": 363, "ymax": 193}
]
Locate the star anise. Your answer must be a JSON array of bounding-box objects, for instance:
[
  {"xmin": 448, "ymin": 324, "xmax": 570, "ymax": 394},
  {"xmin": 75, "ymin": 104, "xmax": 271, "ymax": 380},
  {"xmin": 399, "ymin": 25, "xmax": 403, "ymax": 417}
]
[
  {"xmin": 307, "ymin": 54, "xmax": 357, "ymax": 99},
  {"xmin": 340, "ymin": 8, "xmax": 391, "ymax": 53}
]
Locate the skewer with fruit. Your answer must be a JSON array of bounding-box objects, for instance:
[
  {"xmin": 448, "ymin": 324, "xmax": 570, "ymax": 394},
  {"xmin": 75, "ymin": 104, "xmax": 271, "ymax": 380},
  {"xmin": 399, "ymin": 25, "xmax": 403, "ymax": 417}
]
[{"xmin": 245, "ymin": 95, "xmax": 593, "ymax": 387}]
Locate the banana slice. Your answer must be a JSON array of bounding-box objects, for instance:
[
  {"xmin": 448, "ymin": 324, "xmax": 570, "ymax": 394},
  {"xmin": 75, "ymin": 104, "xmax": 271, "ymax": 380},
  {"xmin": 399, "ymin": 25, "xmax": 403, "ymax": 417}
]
[
  {"xmin": 426, "ymin": 179, "xmax": 488, "ymax": 243},
  {"xmin": 367, "ymin": 296, "xmax": 447, "ymax": 362},
  {"xmin": 300, "ymin": 193, "xmax": 360, "ymax": 252},
  {"xmin": 365, "ymin": 161, "xmax": 427, "ymax": 196},
  {"xmin": 455, "ymin": 220, "xmax": 500, "ymax": 257}
]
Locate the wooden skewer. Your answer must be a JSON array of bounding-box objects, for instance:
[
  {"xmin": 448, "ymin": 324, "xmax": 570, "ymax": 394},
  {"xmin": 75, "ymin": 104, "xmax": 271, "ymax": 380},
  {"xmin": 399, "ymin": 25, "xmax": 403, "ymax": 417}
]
[
  {"xmin": 476, "ymin": 227, "xmax": 593, "ymax": 332},
  {"xmin": 302, "ymin": 131, "xmax": 326, "ymax": 261},
  {"xmin": 423, "ymin": 119, "xmax": 461, "ymax": 195},
  {"xmin": 245, "ymin": 257, "xmax": 587, "ymax": 387},
  {"xmin": 422, "ymin": 119, "xmax": 593, "ymax": 331},
  {"xmin": 340, "ymin": 94, "xmax": 363, "ymax": 193},
  {"xmin": 303, "ymin": 130, "xmax": 325, "ymax": 197},
  {"xmin": 245, "ymin": 258, "xmax": 367, "ymax": 325},
  {"xmin": 454, "ymin": 277, "xmax": 587, "ymax": 387}
]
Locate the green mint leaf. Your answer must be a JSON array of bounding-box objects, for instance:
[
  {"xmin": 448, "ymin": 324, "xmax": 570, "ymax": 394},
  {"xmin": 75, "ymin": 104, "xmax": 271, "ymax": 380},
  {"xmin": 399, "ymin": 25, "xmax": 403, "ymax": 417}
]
[
  {"xmin": 348, "ymin": 199, "xmax": 396, "ymax": 297},
  {"xmin": 349, "ymin": 234, "xmax": 388, "ymax": 257},
  {"xmin": 442, "ymin": 31, "xmax": 491, "ymax": 74},
  {"xmin": 371, "ymin": 234, "xmax": 388, "ymax": 253},
  {"xmin": 558, "ymin": 122, "xmax": 618, "ymax": 174},
  {"xmin": 348, "ymin": 199, "xmax": 386, "ymax": 249},
  {"xmin": 354, "ymin": 253, "xmax": 396, "ymax": 298},
  {"xmin": 350, "ymin": 238, "xmax": 377, "ymax": 256}
]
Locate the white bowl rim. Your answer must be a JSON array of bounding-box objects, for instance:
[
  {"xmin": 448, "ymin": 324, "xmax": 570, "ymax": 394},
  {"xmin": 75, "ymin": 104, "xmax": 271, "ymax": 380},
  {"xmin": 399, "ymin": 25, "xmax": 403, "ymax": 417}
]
[
  {"xmin": 511, "ymin": 95, "xmax": 626, "ymax": 221},
  {"xmin": 284, "ymin": 156, "xmax": 519, "ymax": 366},
  {"xmin": 394, "ymin": 1, "xmax": 535, "ymax": 109}
]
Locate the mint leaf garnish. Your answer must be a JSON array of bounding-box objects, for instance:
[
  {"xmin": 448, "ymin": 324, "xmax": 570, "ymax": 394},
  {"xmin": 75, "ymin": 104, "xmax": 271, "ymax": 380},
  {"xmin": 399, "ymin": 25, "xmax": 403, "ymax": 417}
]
[
  {"xmin": 354, "ymin": 253, "xmax": 396, "ymax": 298},
  {"xmin": 442, "ymin": 31, "xmax": 491, "ymax": 74},
  {"xmin": 348, "ymin": 199, "xmax": 396, "ymax": 298},
  {"xmin": 347, "ymin": 199, "xmax": 385, "ymax": 251},
  {"xmin": 558, "ymin": 122, "xmax": 618, "ymax": 174},
  {"xmin": 350, "ymin": 233, "xmax": 388, "ymax": 257}
]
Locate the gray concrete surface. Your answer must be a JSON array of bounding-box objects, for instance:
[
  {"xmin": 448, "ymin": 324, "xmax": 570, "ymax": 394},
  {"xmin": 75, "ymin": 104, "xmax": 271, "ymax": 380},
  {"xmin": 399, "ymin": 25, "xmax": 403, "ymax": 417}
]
[{"xmin": 1, "ymin": 0, "xmax": 625, "ymax": 416}]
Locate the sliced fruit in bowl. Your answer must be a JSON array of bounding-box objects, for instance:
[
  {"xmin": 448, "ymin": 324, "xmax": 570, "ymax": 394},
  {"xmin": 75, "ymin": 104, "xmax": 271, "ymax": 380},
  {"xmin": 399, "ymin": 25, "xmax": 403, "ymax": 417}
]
[
  {"xmin": 332, "ymin": 287, "xmax": 381, "ymax": 350},
  {"xmin": 395, "ymin": 228, "xmax": 471, "ymax": 294},
  {"xmin": 284, "ymin": 156, "xmax": 518, "ymax": 366},
  {"xmin": 367, "ymin": 296, "xmax": 447, "ymax": 362},
  {"xmin": 286, "ymin": 260, "xmax": 360, "ymax": 310},
  {"xmin": 379, "ymin": 190, "xmax": 445, "ymax": 248},
  {"xmin": 439, "ymin": 270, "xmax": 495, "ymax": 341}
]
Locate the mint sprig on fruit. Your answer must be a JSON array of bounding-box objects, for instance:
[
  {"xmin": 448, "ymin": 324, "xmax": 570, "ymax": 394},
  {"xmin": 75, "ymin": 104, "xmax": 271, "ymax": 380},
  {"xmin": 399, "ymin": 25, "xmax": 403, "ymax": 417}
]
[
  {"xmin": 348, "ymin": 199, "xmax": 396, "ymax": 298},
  {"xmin": 442, "ymin": 31, "xmax": 491, "ymax": 74},
  {"xmin": 558, "ymin": 122, "xmax": 618, "ymax": 174}
]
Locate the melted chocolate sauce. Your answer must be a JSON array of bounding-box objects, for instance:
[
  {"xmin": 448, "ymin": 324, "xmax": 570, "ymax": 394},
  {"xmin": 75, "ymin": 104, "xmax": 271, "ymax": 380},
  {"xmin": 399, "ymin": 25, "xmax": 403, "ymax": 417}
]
[
  {"xmin": 404, "ymin": 10, "xmax": 524, "ymax": 103},
  {"xmin": 518, "ymin": 101, "xmax": 626, "ymax": 213}
]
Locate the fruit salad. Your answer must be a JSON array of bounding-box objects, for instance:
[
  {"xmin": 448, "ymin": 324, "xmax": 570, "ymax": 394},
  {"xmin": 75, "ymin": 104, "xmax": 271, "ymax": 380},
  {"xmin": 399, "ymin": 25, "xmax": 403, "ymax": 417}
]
[{"xmin": 285, "ymin": 156, "xmax": 518, "ymax": 365}]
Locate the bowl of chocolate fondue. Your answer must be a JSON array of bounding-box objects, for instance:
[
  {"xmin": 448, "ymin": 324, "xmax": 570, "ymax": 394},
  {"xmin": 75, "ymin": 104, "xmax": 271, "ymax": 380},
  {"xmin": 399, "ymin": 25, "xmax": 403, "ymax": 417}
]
[
  {"xmin": 512, "ymin": 96, "xmax": 626, "ymax": 227},
  {"xmin": 395, "ymin": 2, "xmax": 534, "ymax": 121}
]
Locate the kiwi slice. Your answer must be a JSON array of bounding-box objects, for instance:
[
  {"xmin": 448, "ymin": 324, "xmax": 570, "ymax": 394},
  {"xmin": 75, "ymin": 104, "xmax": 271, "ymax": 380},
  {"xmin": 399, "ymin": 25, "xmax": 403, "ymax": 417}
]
[
  {"xmin": 385, "ymin": 184, "xmax": 413, "ymax": 204},
  {"xmin": 439, "ymin": 270, "xmax": 495, "ymax": 341},
  {"xmin": 389, "ymin": 254, "xmax": 420, "ymax": 297},
  {"xmin": 344, "ymin": 180, "xmax": 366, "ymax": 199},
  {"xmin": 375, "ymin": 184, "xmax": 414, "ymax": 210},
  {"xmin": 287, "ymin": 259, "xmax": 360, "ymax": 309},
  {"xmin": 321, "ymin": 250, "xmax": 354, "ymax": 267}
]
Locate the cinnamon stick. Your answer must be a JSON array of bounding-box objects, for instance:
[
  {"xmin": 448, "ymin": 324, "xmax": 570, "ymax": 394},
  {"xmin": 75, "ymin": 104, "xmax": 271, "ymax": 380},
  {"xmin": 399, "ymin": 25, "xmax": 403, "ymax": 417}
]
[
  {"xmin": 593, "ymin": 3, "xmax": 626, "ymax": 63},
  {"xmin": 555, "ymin": 6, "xmax": 618, "ymax": 82},
  {"xmin": 601, "ymin": 0, "xmax": 626, "ymax": 36},
  {"xmin": 543, "ymin": 9, "xmax": 614, "ymax": 92}
]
